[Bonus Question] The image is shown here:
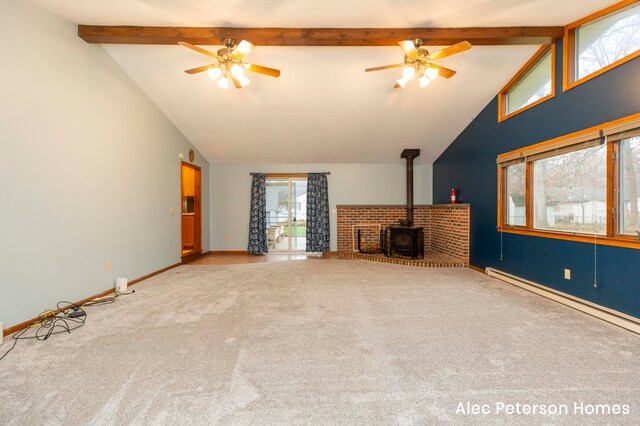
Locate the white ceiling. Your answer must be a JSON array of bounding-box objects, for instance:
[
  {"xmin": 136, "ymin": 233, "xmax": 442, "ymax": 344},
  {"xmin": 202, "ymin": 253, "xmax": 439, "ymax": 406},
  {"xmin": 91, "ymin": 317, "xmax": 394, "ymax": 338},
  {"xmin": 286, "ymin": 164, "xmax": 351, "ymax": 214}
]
[
  {"xmin": 104, "ymin": 44, "xmax": 539, "ymax": 163},
  {"xmin": 31, "ymin": 0, "xmax": 620, "ymax": 163},
  {"xmin": 32, "ymin": 0, "xmax": 616, "ymax": 27}
]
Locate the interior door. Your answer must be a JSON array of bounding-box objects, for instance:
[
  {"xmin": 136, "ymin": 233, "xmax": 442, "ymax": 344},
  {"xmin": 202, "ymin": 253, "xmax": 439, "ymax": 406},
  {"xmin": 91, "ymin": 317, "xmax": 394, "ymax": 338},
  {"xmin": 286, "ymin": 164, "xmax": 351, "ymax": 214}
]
[{"xmin": 181, "ymin": 162, "xmax": 201, "ymax": 257}]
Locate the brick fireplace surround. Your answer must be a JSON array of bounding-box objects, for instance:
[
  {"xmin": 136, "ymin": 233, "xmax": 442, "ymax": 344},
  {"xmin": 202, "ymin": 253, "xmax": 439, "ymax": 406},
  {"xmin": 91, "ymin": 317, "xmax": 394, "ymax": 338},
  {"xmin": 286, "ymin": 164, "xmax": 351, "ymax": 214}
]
[{"xmin": 337, "ymin": 204, "xmax": 470, "ymax": 266}]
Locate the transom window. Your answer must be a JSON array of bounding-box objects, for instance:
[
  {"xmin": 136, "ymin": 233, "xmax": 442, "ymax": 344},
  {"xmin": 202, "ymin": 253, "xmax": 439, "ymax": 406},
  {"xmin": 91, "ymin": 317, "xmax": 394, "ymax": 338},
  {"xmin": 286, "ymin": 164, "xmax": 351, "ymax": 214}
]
[
  {"xmin": 498, "ymin": 45, "xmax": 555, "ymax": 122},
  {"xmin": 507, "ymin": 50, "xmax": 553, "ymax": 115},
  {"xmin": 565, "ymin": 0, "xmax": 640, "ymax": 90},
  {"xmin": 497, "ymin": 114, "xmax": 640, "ymax": 249}
]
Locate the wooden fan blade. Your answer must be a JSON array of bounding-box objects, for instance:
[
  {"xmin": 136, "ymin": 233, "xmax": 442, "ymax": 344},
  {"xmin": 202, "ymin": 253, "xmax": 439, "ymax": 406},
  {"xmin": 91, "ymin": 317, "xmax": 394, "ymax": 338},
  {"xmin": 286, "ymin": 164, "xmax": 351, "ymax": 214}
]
[
  {"xmin": 231, "ymin": 40, "xmax": 255, "ymax": 60},
  {"xmin": 178, "ymin": 41, "xmax": 220, "ymax": 60},
  {"xmin": 427, "ymin": 63, "xmax": 457, "ymax": 78},
  {"xmin": 427, "ymin": 41, "xmax": 472, "ymax": 61},
  {"xmin": 399, "ymin": 40, "xmax": 419, "ymax": 59},
  {"xmin": 245, "ymin": 63, "xmax": 281, "ymax": 78},
  {"xmin": 393, "ymin": 82, "xmax": 402, "ymax": 89},
  {"xmin": 364, "ymin": 64, "xmax": 405, "ymax": 72},
  {"xmin": 184, "ymin": 64, "xmax": 214, "ymax": 74},
  {"xmin": 230, "ymin": 75, "xmax": 243, "ymax": 89}
]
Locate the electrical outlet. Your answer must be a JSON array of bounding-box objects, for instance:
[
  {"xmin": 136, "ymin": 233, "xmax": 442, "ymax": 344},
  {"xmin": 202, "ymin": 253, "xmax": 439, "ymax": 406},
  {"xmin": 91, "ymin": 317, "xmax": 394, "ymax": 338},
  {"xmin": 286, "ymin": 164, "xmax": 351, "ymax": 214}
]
[
  {"xmin": 106, "ymin": 261, "xmax": 112, "ymax": 272},
  {"xmin": 564, "ymin": 269, "xmax": 571, "ymax": 280},
  {"xmin": 169, "ymin": 208, "xmax": 175, "ymax": 215}
]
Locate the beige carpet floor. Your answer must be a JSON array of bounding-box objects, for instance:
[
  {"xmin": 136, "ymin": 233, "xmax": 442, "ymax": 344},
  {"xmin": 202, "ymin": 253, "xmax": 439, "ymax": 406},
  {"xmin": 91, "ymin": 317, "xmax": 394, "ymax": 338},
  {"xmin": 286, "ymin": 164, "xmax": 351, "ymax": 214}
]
[{"xmin": 0, "ymin": 260, "xmax": 638, "ymax": 425}]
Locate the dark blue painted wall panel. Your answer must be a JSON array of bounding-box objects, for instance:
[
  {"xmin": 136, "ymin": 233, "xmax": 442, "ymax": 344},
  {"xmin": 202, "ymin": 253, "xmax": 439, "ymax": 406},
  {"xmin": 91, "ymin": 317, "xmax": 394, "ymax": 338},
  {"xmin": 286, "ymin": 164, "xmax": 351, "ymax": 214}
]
[{"xmin": 433, "ymin": 40, "xmax": 640, "ymax": 317}]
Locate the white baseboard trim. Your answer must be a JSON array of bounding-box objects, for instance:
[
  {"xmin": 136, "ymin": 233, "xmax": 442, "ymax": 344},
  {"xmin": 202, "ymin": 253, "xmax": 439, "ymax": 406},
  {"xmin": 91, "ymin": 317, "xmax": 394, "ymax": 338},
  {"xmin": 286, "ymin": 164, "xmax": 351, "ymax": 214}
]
[{"xmin": 486, "ymin": 267, "xmax": 640, "ymax": 335}]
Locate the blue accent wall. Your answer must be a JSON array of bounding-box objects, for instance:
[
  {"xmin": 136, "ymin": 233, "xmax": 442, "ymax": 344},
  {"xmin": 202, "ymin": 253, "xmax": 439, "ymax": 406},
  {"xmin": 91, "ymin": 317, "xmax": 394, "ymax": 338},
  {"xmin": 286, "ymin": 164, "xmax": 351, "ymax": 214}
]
[{"xmin": 433, "ymin": 40, "xmax": 640, "ymax": 318}]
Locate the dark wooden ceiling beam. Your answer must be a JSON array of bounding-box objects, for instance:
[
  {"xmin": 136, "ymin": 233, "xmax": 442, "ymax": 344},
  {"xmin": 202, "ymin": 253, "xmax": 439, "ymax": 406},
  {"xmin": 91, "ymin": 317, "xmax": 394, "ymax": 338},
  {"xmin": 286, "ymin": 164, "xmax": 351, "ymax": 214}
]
[{"xmin": 77, "ymin": 26, "xmax": 563, "ymax": 46}]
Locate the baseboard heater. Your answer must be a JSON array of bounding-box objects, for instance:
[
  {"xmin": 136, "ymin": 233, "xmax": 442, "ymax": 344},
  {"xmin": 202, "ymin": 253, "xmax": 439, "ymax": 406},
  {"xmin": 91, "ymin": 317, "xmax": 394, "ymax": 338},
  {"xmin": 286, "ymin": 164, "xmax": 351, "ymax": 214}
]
[{"xmin": 485, "ymin": 267, "xmax": 640, "ymax": 335}]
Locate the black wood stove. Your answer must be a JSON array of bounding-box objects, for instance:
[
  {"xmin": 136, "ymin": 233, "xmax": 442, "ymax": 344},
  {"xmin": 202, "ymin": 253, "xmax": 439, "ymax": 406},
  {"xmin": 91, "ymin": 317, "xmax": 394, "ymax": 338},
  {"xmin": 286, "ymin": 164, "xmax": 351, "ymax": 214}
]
[
  {"xmin": 384, "ymin": 148, "xmax": 425, "ymax": 259},
  {"xmin": 388, "ymin": 226, "xmax": 424, "ymax": 259}
]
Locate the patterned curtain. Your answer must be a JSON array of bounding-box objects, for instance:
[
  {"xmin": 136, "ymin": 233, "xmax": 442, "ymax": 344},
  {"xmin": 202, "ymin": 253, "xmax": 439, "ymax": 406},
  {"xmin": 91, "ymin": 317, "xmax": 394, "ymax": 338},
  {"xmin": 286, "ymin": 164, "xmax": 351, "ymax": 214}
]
[
  {"xmin": 306, "ymin": 173, "xmax": 330, "ymax": 252},
  {"xmin": 248, "ymin": 173, "xmax": 268, "ymax": 255}
]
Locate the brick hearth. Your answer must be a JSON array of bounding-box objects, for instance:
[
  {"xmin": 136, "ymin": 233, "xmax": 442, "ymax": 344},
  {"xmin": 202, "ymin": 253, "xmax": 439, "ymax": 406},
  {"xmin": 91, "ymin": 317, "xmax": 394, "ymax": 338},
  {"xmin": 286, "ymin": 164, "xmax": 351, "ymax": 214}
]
[
  {"xmin": 339, "ymin": 251, "xmax": 465, "ymax": 267},
  {"xmin": 337, "ymin": 204, "xmax": 470, "ymax": 265}
]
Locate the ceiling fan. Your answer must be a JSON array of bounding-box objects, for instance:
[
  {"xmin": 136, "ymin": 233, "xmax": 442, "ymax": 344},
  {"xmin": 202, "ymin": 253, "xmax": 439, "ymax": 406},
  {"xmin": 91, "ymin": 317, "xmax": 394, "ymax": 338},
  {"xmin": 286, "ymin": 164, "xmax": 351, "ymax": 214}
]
[
  {"xmin": 365, "ymin": 39, "xmax": 471, "ymax": 89},
  {"xmin": 178, "ymin": 39, "xmax": 281, "ymax": 89}
]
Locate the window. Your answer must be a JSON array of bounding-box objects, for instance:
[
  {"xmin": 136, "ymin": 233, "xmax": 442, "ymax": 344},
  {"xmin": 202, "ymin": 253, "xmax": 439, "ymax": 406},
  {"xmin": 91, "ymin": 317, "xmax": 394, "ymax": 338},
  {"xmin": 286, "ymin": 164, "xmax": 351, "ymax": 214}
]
[
  {"xmin": 505, "ymin": 162, "xmax": 526, "ymax": 226},
  {"xmin": 533, "ymin": 145, "xmax": 607, "ymax": 234},
  {"xmin": 506, "ymin": 50, "xmax": 553, "ymax": 115},
  {"xmin": 619, "ymin": 136, "xmax": 640, "ymax": 235},
  {"xmin": 564, "ymin": 0, "xmax": 640, "ymax": 90},
  {"xmin": 497, "ymin": 113, "xmax": 640, "ymax": 249},
  {"xmin": 576, "ymin": 3, "xmax": 640, "ymax": 79},
  {"xmin": 498, "ymin": 45, "xmax": 555, "ymax": 121}
]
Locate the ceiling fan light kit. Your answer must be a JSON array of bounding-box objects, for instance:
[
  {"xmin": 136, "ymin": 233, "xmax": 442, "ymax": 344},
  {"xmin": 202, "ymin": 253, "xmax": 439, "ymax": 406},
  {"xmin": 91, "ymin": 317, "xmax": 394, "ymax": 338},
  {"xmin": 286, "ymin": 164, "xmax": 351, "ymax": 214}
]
[
  {"xmin": 207, "ymin": 67, "xmax": 222, "ymax": 80},
  {"xmin": 179, "ymin": 38, "xmax": 470, "ymax": 91},
  {"xmin": 425, "ymin": 67, "xmax": 439, "ymax": 81},
  {"xmin": 419, "ymin": 74, "xmax": 431, "ymax": 88},
  {"xmin": 179, "ymin": 38, "xmax": 280, "ymax": 89},
  {"xmin": 217, "ymin": 75, "xmax": 229, "ymax": 89},
  {"xmin": 365, "ymin": 39, "xmax": 471, "ymax": 89}
]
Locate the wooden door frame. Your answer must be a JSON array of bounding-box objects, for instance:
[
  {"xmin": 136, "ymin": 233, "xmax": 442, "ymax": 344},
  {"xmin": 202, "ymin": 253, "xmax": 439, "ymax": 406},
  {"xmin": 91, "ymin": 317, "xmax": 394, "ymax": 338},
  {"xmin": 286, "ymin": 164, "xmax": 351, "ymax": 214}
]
[{"xmin": 181, "ymin": 161, "xmax": 202, "ymax": 262}]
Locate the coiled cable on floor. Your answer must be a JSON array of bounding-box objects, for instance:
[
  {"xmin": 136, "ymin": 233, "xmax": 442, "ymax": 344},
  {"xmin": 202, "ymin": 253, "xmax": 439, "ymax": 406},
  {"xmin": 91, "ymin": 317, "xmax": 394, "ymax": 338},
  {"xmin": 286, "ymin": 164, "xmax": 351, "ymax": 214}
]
[
  {"xmin": 0, "ymin": 301, "xmax": 86, "ymax": 361},
  {"xmin": 0, "ymin": 290, "xmax": 136, "ymax": 362}
]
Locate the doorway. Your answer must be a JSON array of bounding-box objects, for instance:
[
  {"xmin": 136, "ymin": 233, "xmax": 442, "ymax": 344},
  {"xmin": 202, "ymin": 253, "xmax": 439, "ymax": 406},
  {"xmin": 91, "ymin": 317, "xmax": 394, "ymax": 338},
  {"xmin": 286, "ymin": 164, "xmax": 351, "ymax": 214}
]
[
  {"xmin": 181, "ymin": 162, "xmax": 202, "ymax": 259},
  {"xmin": 266, "ymin": 178, "xmax": 307, "ymax": 252}
]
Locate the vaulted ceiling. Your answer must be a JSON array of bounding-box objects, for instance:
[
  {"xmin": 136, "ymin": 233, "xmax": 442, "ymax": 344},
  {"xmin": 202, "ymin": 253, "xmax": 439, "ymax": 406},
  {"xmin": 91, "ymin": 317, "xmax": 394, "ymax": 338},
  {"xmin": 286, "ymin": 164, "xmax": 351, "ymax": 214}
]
[{"xmin": 32, "ymin": 0, "xmax": 620, "ymax": 163}]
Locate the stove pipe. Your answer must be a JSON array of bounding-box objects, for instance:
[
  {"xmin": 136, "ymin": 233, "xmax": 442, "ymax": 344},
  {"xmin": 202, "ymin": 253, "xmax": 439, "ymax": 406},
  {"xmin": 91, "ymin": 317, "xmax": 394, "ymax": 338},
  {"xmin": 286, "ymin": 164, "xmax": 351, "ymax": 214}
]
[{"xmin": 400, "ymin": 149, "xmax": 420, "ymax": 227}]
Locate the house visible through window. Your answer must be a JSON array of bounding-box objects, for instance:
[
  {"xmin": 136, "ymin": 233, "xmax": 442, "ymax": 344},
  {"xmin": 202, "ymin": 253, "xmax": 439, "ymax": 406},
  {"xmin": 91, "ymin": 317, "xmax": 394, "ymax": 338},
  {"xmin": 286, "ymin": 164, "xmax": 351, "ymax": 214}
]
[
  {"xmin": 505, "ymin": 162, "xmax": 526, "ymax": 226},
  {"xmin": 533, "ymin": 144, "xmax": 607, "ymax": 234},
  {"xmin": 496, "ymin": 113, "xmax": 640, "ymax": 249},
  {"xmin": 265, "ymin": 178, "xmax": 308, "ymax": 251}
]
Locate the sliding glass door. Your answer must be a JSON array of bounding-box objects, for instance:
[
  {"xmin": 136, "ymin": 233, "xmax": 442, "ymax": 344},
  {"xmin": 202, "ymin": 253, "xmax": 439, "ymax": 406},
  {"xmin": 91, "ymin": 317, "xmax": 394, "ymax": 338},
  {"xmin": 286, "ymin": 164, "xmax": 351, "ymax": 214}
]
[{"xmin": 266, "ymin": 178, "xmax": 307, "ymax": 252}]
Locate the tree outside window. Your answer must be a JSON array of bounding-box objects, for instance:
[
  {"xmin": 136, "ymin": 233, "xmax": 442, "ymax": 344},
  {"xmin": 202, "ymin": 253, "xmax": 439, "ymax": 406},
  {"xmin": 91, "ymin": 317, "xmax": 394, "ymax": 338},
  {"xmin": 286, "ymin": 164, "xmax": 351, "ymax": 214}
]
[
  {"xmin": 576, "ymin": 4, "xmax": 640, "ymax": 80},
  {"xmin": 620, "ymin": 137, "xmax": 640, "ymax": 235},
  {"xmin": 534, "ymin": 145, "xmax": 607, "ymax": 234}
]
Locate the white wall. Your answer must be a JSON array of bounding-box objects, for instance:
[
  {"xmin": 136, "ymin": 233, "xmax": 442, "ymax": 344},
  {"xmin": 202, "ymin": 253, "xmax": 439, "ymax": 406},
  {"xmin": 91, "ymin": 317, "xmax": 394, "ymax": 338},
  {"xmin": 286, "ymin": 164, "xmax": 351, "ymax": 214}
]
[
  {"xmin": 0, "ymin": 0, "xmax": 209, "ymax": 328},
  {"xmin": 210, "ymin": 163, "xmax": 433, "ymax": 251}
]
